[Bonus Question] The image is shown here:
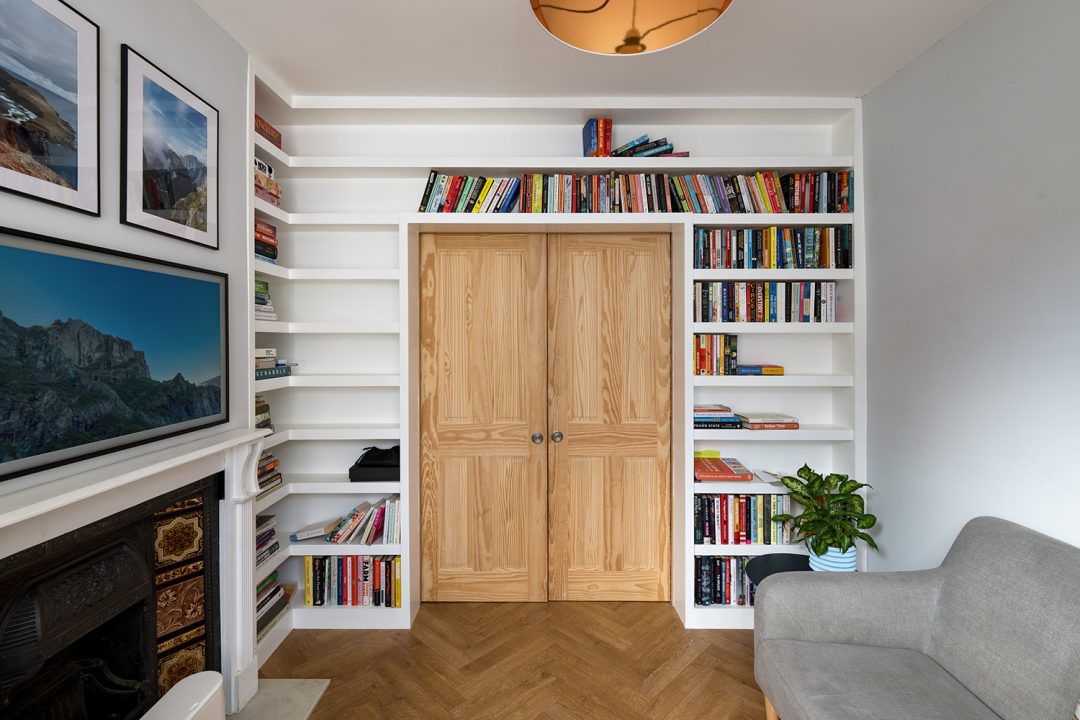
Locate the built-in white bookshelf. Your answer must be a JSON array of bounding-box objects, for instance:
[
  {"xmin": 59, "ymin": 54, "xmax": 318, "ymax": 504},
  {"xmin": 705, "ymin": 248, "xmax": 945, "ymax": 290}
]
[{"xmin": 246, "ymin": 70, "xmax": 865, "ymax": 647}]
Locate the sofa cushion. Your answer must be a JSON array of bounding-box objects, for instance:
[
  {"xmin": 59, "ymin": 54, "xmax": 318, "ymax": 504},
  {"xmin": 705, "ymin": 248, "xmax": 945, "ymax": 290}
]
[
  {"xmin": 756, "ymin": 639, "xmax": 1000, "ymax": 720},
  {"xmin": 931, "ymin": 518, "xmax": 1080, "ymax": 720}
]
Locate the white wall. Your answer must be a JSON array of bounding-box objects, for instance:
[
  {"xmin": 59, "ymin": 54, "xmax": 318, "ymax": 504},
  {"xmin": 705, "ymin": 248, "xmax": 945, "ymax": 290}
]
[
  {"xmin": 863, "ymin": 0, "xmax": 1080, "ymax": 570},
  {"xmin": 0, "ymin": 1, "xmax": 249, "ymax": 502}
]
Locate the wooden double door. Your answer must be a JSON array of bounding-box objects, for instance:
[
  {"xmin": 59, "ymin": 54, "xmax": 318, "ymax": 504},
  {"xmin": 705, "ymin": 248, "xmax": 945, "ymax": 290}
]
[{"xmin": 420, "ymin": 232, "xmax": 671, "ymax": 602}]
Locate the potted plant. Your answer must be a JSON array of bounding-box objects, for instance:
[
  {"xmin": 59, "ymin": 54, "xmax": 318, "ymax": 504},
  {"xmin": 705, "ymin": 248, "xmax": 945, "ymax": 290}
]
[{"xmin": 772, "ymin": 464, "xmax": 878, "ymax": 571}]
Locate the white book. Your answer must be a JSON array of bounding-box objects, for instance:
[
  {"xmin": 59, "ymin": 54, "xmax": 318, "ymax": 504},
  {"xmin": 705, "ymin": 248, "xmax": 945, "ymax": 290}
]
[
  {"xmin": 777, "ymin": 282, "xmax": 786, "ymax": 323},
  {"xmin": 254, "ymin": 347, "xmax": 277, "ymax": 358}
]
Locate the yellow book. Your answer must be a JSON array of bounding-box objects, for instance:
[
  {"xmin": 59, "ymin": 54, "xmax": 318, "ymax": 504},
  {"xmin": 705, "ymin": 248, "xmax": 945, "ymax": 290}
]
[
  {"xmin": 531, "ymin": 173, "xmax": 544, "ymax": 214},
  {"xmin": 471, "ymin": 178, "xmax": 494, "ymax": 213},
  {"xmin": 770, "ymin": 228, "xmax": 778, "ymax": 269},
  {"xmin": 304, "ymin": 555, "xmax": 313, "ymax": 606},
  {"xmin": 394, "ymin": 557, "xmax": 402, "ymax": 608},
  {"xmin": 756, "ymin": 496, "xmax": 764, "ymax": 544},
  {"xmin": 754, "ymin": 172, "xmax": 771, "ymax": 213}
]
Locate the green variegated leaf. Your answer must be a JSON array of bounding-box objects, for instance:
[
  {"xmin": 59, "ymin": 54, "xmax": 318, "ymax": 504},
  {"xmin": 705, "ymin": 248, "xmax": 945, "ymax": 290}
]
[{"xmin": 857, "ymin": 514, "xmax": 877, "ymax": 529}]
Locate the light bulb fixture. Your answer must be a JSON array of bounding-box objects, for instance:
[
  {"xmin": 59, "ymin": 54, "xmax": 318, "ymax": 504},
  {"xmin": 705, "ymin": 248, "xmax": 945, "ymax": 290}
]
[{"xmin": 531, "ymin": 0, "xmax": 732, "ymax": 56}]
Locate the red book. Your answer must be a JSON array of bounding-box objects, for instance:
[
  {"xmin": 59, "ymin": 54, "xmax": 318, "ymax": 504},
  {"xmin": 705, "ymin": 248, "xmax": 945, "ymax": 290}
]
[
  {"xmin": 743, "ymin": 422, "xmax": 800, "ymax": 430},
  {"xmin": 694, "ymin": 457, "xmax": 753, "ymax": 481},
  {"xmin": 441, "ymin": 176, "xmax": 462, "ymax": 212}
]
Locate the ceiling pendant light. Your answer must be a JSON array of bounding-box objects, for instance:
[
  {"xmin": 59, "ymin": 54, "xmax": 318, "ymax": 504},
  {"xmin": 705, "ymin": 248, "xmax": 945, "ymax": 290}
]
[{"xmin": 531, "ymin": 0, "xmax": 733, "ymax": 56}]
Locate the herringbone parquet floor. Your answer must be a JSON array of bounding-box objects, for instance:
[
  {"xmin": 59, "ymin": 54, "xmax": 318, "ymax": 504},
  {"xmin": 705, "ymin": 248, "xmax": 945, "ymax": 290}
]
[{"xmin": 260, "ymin": 602, "xmax": 765, "ymax": 720}]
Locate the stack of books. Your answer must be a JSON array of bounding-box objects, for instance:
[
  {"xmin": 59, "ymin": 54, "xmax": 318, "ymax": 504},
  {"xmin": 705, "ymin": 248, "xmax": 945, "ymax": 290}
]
[
  {"xmin": 693, "ymin": 333, "xmax": 737, "ymax": 376},
  {"xmin": 255, "ymin": 573, "xmax": 292, "ymax": 642},
  {"xmin": 302, "ymin": 555, "xmax": 401, "ymax": 608},
  {"xmin": 694, "ymin": 226, "xmax": 852, "ymax": 270},
  {"xmin": 694, "ymin": 281, "xmax": 837, "ymax": 323},
  {"xmin": 255, "ymin": 396, "xmax": 274, "ymax": 433},
  {"xmin": 582, "ymin": 118, "xmax": 612, "ymax": 157},
  {"xmin": 254, "ymin": 114, "xmax": 283, "ymax": 148},
  {"xmin": 737, "ymin": 412, "xmax": 800, "ymax": 430},
  {"xmin": 257, "ymin": 450, "xmax": 282, "ymax": 500},
  {"xmin": 254, "ymin": 279, "xmax": 278, "ymax": 322},
  {"xmin": 255, "ymin": 347, "xmax": 294, "ymax": 381},
  {"xmin": 694, "ymin": 404, "xmax": 742, "ymax": 430},
  {"xmin": 611, "ymin": 133, "xmax": 687, "ymax": 158},
  {"xmin": 693, "ymin": 452, "xmax": 753, "ymax": 482},
  {"xmin": 695, "ymin": 556, "xmax": 755, "ymax": 607},
  {"xmin": 254, "ymin": 219, "xmax": 279, "ymax": 265},
  {"xmin": 695, "ymin": 493, "xmax": 795, "ymax": 544},
  {"xmin": 254, "ymin": 156, "xmax": 281, "ymax": 208},
  {"xmin": 417, "ymin": 172, "xmax": 523, "ymax": 214},
  {"xmin": 255, "ymin": 514, "xmax": 280, "ymax": 568}
]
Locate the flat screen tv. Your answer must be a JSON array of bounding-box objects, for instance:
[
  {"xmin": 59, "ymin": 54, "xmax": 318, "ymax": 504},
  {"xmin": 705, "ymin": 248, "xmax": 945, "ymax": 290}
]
[{"xmin": 0, "ymin": 225, "xmax": 228, "ymax": 481}]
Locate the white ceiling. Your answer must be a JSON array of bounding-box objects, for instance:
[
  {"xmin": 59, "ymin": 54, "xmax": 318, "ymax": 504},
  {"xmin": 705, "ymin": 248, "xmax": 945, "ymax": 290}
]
[{"xmin": 194, "ymin": 0, "xmax": 992, "ymax": 99}]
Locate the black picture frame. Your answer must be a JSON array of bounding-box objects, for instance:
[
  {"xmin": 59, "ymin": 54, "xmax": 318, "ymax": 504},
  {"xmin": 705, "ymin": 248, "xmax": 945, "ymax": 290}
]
[
  {"xmin": 0, "ymin": 224, "xmax": 230, "ymax": 483},
  {"xmin": 120, "ymin": 45, "xmax": 220, "ymax": 250},
  {"xmin": 0, "ymin": 0, "xmax": 100, "ymax": 216}
]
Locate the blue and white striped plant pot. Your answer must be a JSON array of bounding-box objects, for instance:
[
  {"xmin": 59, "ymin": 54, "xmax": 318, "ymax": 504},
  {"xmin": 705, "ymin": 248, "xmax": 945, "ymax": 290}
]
[{"xmin": 809, "ymin": 545, "xmax": 857, "ymax": 572}]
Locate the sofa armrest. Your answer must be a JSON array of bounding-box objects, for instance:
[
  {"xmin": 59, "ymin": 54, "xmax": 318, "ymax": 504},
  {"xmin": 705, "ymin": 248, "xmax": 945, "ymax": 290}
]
[{"xmin": 754, "ymin": 569, "xmax": 943, "ymax": 653}]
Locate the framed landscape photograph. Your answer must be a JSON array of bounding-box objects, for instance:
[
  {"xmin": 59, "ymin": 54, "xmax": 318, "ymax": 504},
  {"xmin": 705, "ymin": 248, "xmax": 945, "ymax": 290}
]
[
  {"xmin": 0, "ymin": 0, "xmax": 99, "ymax": 215},
  {"xmin": 0, "ymin": 225, "xmax": 228, "ymax": 482},
  {"xmin": 121, "ymin": 45, "xmax": 218, "ymax": 249}
]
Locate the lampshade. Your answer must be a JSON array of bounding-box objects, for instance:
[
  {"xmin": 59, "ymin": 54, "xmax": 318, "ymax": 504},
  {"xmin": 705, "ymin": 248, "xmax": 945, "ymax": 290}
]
[{"xmin": 530, "ymin": 0, "xmax": 733, "ymax": 56}]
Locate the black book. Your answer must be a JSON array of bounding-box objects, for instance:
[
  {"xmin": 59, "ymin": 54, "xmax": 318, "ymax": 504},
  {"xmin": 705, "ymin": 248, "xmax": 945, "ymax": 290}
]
[
  {"xmin": 418, "ymin": 170, "xmax": 437, "ymax": 212},
  {"xmin": 256, "ymin": 594, "xmax": 288, "ymax": 634},
  {"xmin": 255, "ymin": 241, "xmax": 278, "ymax": 259},
  {"xmin": 627, "ymin": 138, "xmax": 668, "ymax": 157},
  {"xmin": 462, "ymin": 176, "xmax": 486, "ymax": 213},
  {"xmin": 700, "ymin": 557, "xmax": 713, "ymax": 606}
]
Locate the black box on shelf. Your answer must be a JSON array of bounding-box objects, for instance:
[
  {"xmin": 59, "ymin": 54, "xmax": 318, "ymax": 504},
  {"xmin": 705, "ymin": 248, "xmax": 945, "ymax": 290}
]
[{"xmin": 349, "ymin": 445, "xmax": 400, "ymax": 482}]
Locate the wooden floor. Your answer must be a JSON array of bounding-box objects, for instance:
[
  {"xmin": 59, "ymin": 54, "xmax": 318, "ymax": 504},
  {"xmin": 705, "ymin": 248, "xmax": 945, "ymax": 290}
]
[{"xmin": 260, "ymin": 602, "xmax": 765, "ymax": 720}]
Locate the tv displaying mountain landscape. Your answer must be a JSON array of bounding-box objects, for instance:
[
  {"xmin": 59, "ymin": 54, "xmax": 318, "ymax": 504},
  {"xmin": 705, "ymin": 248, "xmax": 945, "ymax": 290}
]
[{"xmin": 0, "ymin": 226, "xmax": 227, "ymax": 481}]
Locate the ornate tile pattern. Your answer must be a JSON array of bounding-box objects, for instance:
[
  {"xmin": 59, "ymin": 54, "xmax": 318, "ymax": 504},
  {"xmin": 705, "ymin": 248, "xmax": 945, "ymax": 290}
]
[
  {"xmin": 157, "ymin": 625, "xmax": 206, "ymax": 655},
  {"xmin": 155, "ymin": 559, "xmax": 204, "ymax": 586},
  {"xmin": 154, "ymin": 496, "xmax": 204, "ymax": 517},
  {"xmin": 158, "ymin": 640, "xmax": 206, "ymax": 694},
  {"xmin": 153, "ymin": 511, "xmax": 204, "ymax": 569},
  {"xmin": 156, "ymin": 573, "xmax": 205, "ymax": 638}
]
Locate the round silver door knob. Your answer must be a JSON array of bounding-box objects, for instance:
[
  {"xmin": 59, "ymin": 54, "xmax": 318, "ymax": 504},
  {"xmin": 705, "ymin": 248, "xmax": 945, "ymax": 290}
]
[
  {"xmin": 551, "ymin": 431, "xmax": 564, "ymax": 443},
  {"xmin": 531, "ymin": 433, "xmax": 544, "ymax": 444}
]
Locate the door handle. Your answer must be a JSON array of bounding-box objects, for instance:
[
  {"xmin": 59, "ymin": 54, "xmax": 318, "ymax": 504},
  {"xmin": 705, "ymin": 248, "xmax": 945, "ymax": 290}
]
[
  {"xmin": 531, "ymin": 432, "xmax": 545, "ymax": 444},
  {"xmin": 550, "ymin": 431, "xmax": 564, "ymax": 443}
]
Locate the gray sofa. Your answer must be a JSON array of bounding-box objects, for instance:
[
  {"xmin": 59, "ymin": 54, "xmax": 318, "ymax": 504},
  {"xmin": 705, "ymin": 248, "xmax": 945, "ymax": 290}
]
[{"xmin": 754, "ymin": 516, "xmax": 1080, "ymax": 720}]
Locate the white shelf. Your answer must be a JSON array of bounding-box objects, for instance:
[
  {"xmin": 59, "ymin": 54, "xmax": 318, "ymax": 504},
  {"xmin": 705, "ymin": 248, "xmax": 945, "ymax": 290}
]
[
  {"xmin": 253, "ymin": 196, "xmax": 289, "ymax": 224},
  {"xmin": 692, "ymin": 269, "xmax": 853, "ymax": 281},
  {"xmin": 255, "ymin": 547, "xmax": 290, "ymax": 581},
  {"xmin": 694, "ymin": 213, "xmax": 853, "ymax": 226},
  {"xmin": 289, "ymin": 593, "xmax": 410, "ymax": 630},
  {"xmin": 255, "ymin": 475, "xmax": 400, "ymax": 513},
  {"xmin": 287, "ymin": 540, "xmax": 402, "ymax": 556},
  {"xmin": 405, "ymin": 212, "xmax": 851, "ymax": 229},
  {"xmin": 255, "ymin": 604, "xmax": 293, "ymax": 667},
  {"xmin": 692, "ymin": 322, "xmax": 853, "ymax": 334},
  {"xmin": 254, "ymin": 373, "xmax": 401, "ymax": 393},
  {"xmin": 693, "ymin": 425, "xmax": 853, "ymax": 442},
  {"xmin": 693, "ymin": 481, "xmax": 788, "ymax": 493},
  {"xmin": 693, "ymin": 544, "xmax": 808, "ymax": 556},
  {"xmin": 253, "ymin": 320, "xmax": 400, "ymax": 334},
  {"xmin": 261, "ymin": 424, "xmax": 401, "ymax": 450},
  {"xmin": 254, "ymin": 265, "xmax": 400, "ymax": 281},
  {"xmin": 691, "ymin": 374, "xmax": 854, "ymax": 388},
  {"xmin": 685, "ymin": 606, "xmax": 756, "ymax": 629},
  {"xmin": 253, "ymin": 195, "xmax": 398, "ymax": 227},
  {"xmin": 254, "ymin": 132, "xmax": 291, "ymax": 166}
]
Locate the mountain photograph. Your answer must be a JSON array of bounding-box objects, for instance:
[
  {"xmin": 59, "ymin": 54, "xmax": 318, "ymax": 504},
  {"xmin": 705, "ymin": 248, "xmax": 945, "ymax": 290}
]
[
  {"xmin": 0, "ymin": 0, "xmax": 81, "ymax": 189},
  {"xmin": 0, "ymin": 239, "xmax": 225, "ymax": 470},
  {"xmin": 141, "ymin": 76, "xmax": 208, "ymax": 230}
]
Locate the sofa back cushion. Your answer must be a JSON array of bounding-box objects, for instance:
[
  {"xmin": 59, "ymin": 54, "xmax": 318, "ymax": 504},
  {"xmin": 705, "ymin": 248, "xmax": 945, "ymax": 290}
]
[{"xmin": 930, "ymin": 517, "xmax": 1080, "ymax": 720}]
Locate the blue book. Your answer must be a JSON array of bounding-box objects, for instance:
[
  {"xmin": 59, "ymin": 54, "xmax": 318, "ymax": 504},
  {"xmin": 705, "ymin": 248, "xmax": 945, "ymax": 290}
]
[
  {"xmin": 582, "ymin": 119, "xmax": 598, "ymax": 157},
  {"xmin": 498, "ymin": 178, "xmax": 520, "ymax": 213},
  {"xmin": 613, "ymin": 134, "xmax": 649, "ymax": 156},
  {"xmin": 636, "ymin": 143, "xmax": 674, "ymax": 157}
]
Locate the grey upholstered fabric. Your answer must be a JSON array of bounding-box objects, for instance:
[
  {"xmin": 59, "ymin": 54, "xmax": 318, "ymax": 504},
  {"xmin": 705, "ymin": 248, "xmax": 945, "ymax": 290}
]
[
  {"xmin": 930, "ymin": 517, "xmax": 1080, "ymax": 720},
  {"xmin": 754, "ymin": 517, "xmax": 1080, "ymax": 720},
  {"xmin": 756, "ymin": 640, "xmax": 1000, "ymax": 720},
  {"xmin": 754, "ymin": 568, "xmax": 941, "ymax": 653}
]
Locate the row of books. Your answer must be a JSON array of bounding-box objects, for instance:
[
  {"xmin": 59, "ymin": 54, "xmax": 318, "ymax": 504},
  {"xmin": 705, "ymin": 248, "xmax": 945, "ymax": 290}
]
[
  {"xmin": 289, "ymin": 497, "xmax": 401, "ymax": 546},
  {"xmin": 255, "ymin": 346, "xmax": 296, "ymax": 381},
  {"xmin": 694, "ymin": 281, "xmax": 838, "ymax": 323},
  {"xmin": 693, "ymin": 226, "xmax": 852, "ymax": 270},
  {"xmin": 695, "ymin": 556, "xmax": 755, "ymax": 607},
  {"xmin": 695, "ymin": 494, "xmax": 795, "ymax": 545},
  {"xmin": 255, "ymin": 570, "xmax": 293, "ymax": 641},
  {"xmin": 417, "ymin": 170, "xmax": 853, "ymax": 215},
  {"xmin": 254, "ymin": 279, "xmax": 278, "ymax": 322},
  {"xmin": 694, "ymin": 404, "xmax": 800, "ymax": 430},
  {"xmin": 302, "ymin": 555, "xmax": 401, "ymax": 608},
  {"xmin": 254, "ymin": 156, "xmax": 281, "ymax": 208},
  {"xmin": 257, "ymin": 449, "xmax": 282, "ymax": 501},
  {"xmin": 254, "ymin": 218, "xmax": 279, "ymax": 265},
  {"xmin": 255, "ymin": 513, "xmax": 281, "ymax": 567}
]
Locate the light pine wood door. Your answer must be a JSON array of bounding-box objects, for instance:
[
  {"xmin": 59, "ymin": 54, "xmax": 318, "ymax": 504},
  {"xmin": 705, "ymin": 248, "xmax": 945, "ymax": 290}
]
[
  {"xmin": 547, "ymin": 233, "xmax": 672, "ymax": 601},
  {"xmin": 420, "ymin": 233, "xmax": 548, "ymax": 601}
]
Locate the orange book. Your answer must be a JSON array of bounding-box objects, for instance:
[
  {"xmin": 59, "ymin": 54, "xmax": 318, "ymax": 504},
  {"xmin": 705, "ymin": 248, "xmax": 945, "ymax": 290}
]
[{"xmin": 694, "ymin": 457, "xmax": 753, "ymax": 482}]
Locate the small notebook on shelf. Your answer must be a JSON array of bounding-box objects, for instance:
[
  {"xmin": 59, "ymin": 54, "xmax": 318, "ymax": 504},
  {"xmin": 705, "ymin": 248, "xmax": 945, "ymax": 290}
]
[{"xmin": 737, "ymin": 412, "xmax": 800, "ymax": 430}]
